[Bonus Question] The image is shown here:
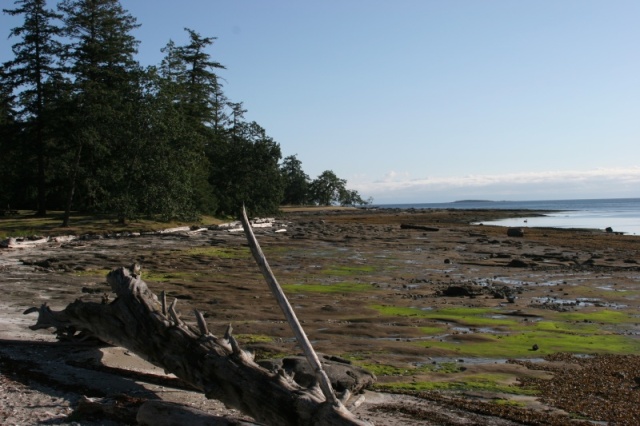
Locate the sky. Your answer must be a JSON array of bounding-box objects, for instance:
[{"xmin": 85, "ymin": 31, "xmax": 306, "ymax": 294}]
[{"xmin": 2, "ymin": 1, "xmax": 639, "ymax": 204}]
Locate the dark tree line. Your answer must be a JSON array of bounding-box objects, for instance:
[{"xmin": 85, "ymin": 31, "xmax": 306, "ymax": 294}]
[{"xmin": 1, "ymin": 0, "xmax": 370, "ymax": 224}]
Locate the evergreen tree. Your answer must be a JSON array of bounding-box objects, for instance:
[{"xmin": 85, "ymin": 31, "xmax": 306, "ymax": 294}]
[
  {"xmin": 280, "ymin": 155, "xmax": 310, "ymax": 205},
  {"xmin": 210, "ymin": 122, "xmax": 284, "ymax": 216},
  {"xmin": 0, "ymin": 77, "xmax": 19, "ymax": 209},
  {"xmin": 158, "ymin": 29, "xmax": 228, "ymax": 215},
  {"xmin": 58, "ymin": 0, "xmax": 141, "ymax": 225},
  {"xmin": 2, "ymin": 0, "xmax": 64, "ymax": 215},
  {"xmin": 159, "ymin": 28, "xmax": 226, "ymax": 130}
]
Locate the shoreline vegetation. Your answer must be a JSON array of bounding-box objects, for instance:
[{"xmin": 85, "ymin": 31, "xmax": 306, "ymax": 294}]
[{"xmin": 2, "ymin": 207, "xmax": 640, "ymax": 424}]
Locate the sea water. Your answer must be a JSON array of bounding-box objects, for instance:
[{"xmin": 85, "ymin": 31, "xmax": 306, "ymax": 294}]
[{"xmin": 376, "ymin": 198, "xmax": 640, "ymax": 235}]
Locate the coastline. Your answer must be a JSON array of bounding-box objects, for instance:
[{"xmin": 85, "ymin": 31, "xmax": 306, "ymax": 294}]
[{"xmin": 1, "ymin": 207, "xmax": 639, "ymax": 424}]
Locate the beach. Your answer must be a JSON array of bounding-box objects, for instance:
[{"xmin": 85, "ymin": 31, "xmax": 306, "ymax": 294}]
[{"xmin": 1, "ymin": 207, "xmax": 640, "ymax": 425}]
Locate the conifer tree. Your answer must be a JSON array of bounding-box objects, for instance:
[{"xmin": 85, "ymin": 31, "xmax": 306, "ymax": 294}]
[
  {"xmin": 57, "ymin": 0, "xmax": 141, "ymax": 225},
  {"xmin": 281, "ymin": 155, "xmax": 311, "ymax": 205},
  {"xmin": 2, "ymin": 0, "xmax": 64, "ymax": 215}
]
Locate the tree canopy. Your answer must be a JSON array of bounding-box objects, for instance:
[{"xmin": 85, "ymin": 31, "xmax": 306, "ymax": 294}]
[{"xmin": 0, "ymin": 0, "xmax": 371, "ymax": 223}]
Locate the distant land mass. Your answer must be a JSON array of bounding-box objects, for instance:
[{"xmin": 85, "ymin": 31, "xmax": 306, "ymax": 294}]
[{"xmin": 452, "ymin": 200, "xmax": 496, "ymax": 203}]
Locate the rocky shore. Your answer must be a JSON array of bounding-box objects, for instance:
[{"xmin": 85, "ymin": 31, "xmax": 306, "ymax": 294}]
[{"xmin": 1, "ymin": 207, "xmax": 639, "ymax": 425}]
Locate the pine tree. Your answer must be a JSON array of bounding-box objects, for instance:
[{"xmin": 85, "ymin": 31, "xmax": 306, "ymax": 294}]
[
  {"xmin": 158, "ymin": 29, "xmax": 227, "ymax": 215},
  {"xmin": 57, "ymin": 0, "xmax": 141, "ymax": 225},
  {"xmin": 2, "ymin": 0, "xmax": 64, "ymax": 215},
  {"xmin": 159, "ymin": 28, "xmax": 226, "ymax": 131},
  {"xmin": 281, "ymin": 155, "xmax": 311, "ymax": 205}
]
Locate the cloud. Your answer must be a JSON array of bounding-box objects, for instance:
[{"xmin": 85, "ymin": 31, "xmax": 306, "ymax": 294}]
[{"xmin": 352, "ymin": 167, "xmax": 640, "ymax": 203}]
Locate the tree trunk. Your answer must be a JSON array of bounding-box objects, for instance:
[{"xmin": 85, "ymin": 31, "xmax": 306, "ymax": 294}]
[
  {"xmin": 25, "ymin": 267, "xmax": 372, "ymax": 426},
  {"xmin": 62, "ymin": 140, "xmax": 82, "ymax": 227}
]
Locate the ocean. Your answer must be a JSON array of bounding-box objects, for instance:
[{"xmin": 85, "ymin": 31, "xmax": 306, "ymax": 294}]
[{"xmin": 375, "ymin": 198, "xmax": 640, "ymax": 236}]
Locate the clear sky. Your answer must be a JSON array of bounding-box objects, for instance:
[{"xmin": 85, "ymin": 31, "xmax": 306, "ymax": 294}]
[{"xmin": 2, "ymin": 1, "xmax": 639, "ymax": 204}]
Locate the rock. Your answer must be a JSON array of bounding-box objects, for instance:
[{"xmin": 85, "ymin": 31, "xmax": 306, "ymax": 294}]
[
  {"xmin": 606, "ymin": 227, "xmax": 613, "ymax": 233},
  {"xmin": 507, "ymin": 228, "xmax": 524, "ymax": 237},
  {"xmin": 257, "ymin": 355, "xmax": 376, "ymax": 393},
  {"xmin": 507, "ymin": 259, "xmax": 529, "ymax": 268},
  {"xmin": 441, "ymin": 284, "xmax": 484, "ymax": 297}
]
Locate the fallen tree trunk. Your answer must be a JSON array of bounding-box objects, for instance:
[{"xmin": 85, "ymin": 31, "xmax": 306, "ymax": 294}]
[
  {"xmin": 25, "ymin": 267, "xmax": 372, "ymax": 425},
  {"xmin": 400, "ymin": 223, "xmax": 440, "ymax": 232}
]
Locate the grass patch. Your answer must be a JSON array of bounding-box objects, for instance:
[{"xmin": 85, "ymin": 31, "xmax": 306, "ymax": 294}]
[
  {"xmin": 493, "ymin": 399, "xmax": 526, "ymax": 407},
  {"xmin": 321, "ymin": 265, "xmax": 376, "ymax": 276},
  {"xmin": 282, "ymin": 282, "xmax": 374, "ymax": 293},
  {"xmin": 419, "ymin": 326, "xmax": 446, "ymax": 335},
  {"xmin": 555, "ymin": 309, "xmax": 635, "ymax": 324},
  {"xmin": 376, "ymin": 379, "xmax": 537, "ymax": 395},
  {"xmin": 186, "ymin": 246, "xmax": 250, "ymax": 259},
  {"xmin": 420, "ymin": 324, "xmax": 640, "ymax": 358},
  {"xmin": 236, "ymin": 334, "xmax": 273, "ymax": 344},
  {"xmin": 0, "ymin": 211, "xmax": 223, "ymax": 239},
  {"xmin": 347, "ymin": 360, "xmax": 460, "ymax": 377},
  {"xmin": 370, "ymin": 305, "xmax": 519, "ymax": 328}
]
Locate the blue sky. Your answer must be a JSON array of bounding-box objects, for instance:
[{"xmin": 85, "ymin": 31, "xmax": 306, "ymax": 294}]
[{"xmin": 2, "ymin": 1, "xmax": 639, "ymax": 204}]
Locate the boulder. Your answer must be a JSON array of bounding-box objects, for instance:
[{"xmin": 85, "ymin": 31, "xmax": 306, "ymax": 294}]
[
  {"xmin": 257, "ymin": 354, "xmax": 376, "ymax": 393},
  {"xmin": 507, "ymin": 227, "xmax": 524, "ymax": 237}
]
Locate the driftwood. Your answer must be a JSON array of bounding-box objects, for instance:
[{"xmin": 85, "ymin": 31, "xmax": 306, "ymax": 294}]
[
  {"xmin": 24, "ymin": 210, "xmax": 373, "ymax": 425},
  {"xmin": 25, "ymin": 271, "xmax": 370, "ymax": 425},
  {"xmin": 400, "ymin": 223, "xmax": 439, "ymax": 232}
]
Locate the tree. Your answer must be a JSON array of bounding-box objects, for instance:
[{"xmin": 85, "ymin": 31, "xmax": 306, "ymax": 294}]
[
  {"xmin": 58, "ymin": 0, "xmax": 141, "ymax": 225},
  {"xmin": 159, "ymin": 28, "xmax": 226, "ymax": 131},
  {"xmin": 159, "ymin": 29, "xmax": 228, "ymax": 215},
  {"xmin": 338, "ymin": 188, "xmax": 371, "ymax": 207},
  {"xmin": 309, "ymin": 170, "xmax": 371, "ymax": 206},
  {"xmin": 2, "ymin": 0, "xmax": 64, "ymax": 215},
  {"xmin": 210, "ymin": 122, "xmax": 284, "ymax": 216},
  {"xmin": 309, "ymin": 170, "xmax": 346, "ymax": 206},
  {"xmin": 280, "ymin": 154, "xmax": 310, "ymax": 205},
  {"xmin": 0, "ymin": 77, "xmax": 20, "ymax": 209},
  {"xmin": 112, "ymin": 68, "xmax": 202, "ymax": 222}
]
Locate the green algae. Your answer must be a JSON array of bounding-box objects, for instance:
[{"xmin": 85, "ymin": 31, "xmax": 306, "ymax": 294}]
[
  {"xmin": 236, "ymin": 334, "xmax": 273, "ymax": 344},
  {"xmin": 186, "ymin": 246, "xmax": 250, "ymax": 259},
  {"xmin": 420, "ymin": 326, "xmax": 446, "ymax": 335},
  {"xmin": 282, "ymin": 282, "xmax": 374, "ymax": 293},
  {"xmin": 555, "ymin": 309, "xmax": 634, "ymax": 324},
  {"xmin": 420, "ymin": 325, "xmax": 640, "ymax": 358},
  {"xmin": 321, "ymin": 265, "xmax": 376, "ymax": 276},
  {"xmin": 370, "ymin": 305, "xmax": 519, "ymax": 328},
  {"xmin": 376, "ymin": 379, "xmax": 537, "ymax": 395},
  {"xmin": 493, "ymin": 399, "xmax": 526, "ymax": 407},
  {"xmin": 370, "ymin": 305, "xmax": 640, "ymax": 358}
]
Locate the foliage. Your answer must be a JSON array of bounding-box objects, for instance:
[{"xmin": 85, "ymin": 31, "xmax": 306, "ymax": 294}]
[
  {"xmin": 280, "ymin": 155, "xmax": 310, "ymax": 205},
  {"xmin": 309, "ymin": 170, "xmax": 370, "ymax": 206},
  {"xmin": 0, "ymin": 1, "xmax": 371, "ymax": 221},
  {"xmin": 2, "ymin": 0, "xmax": 65, "ymax": 215},
  {"xmin": 209, "ymin": 121, "xmax": 285, "ymax": 217}
]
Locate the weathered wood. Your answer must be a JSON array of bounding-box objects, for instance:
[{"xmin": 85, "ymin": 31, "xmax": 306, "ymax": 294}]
[
  {"xmin": 240, "ymin": 206, "xmax": 339, "ymax": 407},
  {"xmin": 24, "ymin": 268, "xmax": 372, "ymax": 425},
  {"xmin": 400, "ymin": 223, "xmax": 440, "ymax": 232}
]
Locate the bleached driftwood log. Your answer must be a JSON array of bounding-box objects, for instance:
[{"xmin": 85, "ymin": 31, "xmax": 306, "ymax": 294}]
[{"xmin": 25, "ymin": 267, "xmax": 371, "ymax": 425}]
